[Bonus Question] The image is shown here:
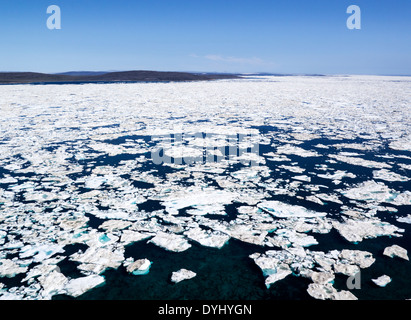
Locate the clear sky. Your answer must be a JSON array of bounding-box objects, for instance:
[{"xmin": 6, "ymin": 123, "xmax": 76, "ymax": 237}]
[{"xmin": 1, "ymin": 0, "xmax": 410, "ymax": 75}]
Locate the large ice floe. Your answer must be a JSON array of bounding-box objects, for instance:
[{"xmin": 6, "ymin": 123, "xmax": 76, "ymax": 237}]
[{"xmin": 0, "ymin": 75, "xmax": 410, "ymax": 300}]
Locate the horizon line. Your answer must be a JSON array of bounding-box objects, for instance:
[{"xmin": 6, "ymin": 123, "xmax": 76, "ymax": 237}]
[{"xmin": 0, "ymin": 69, "xmax": 410, "ymax": 77}]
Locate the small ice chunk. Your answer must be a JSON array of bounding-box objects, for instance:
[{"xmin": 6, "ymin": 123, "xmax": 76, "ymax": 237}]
[
  {"xmin": 383, "ymin": 245, "xmax": 409, "ymax": 261},
  {"xmin": 397, "ymin": 215, "xmax": 411, "ymax": 224},
  {"xmin": 373, "ymin": 169, "xmax": 410, "ymax": 182},
  {"xmin": 162, "ymin": 189, "xmax": 235, "ymax": 216},
  {"xmin": 317, "ymin": 170, "xmax": 356, "ymax": 180},
  {"xmin": 316, "ymin": 193, "xmax": 343, "ymax": 205},
  {"xmin": 0, "ymin": 177, "xmax": 18, "ymax": 184},
  {"xmin": 372, "ymin": 275, "xmax": 392, "ymax": 287},
  {"xmin": 292, "ymin": 175, "xmax": 311, "ymax": 182},
  {"xmin": 276, "ymin": 145, "xmax": 320, "ymax": 158},
  {"xmin": 124, "ymin": 258, "xmax": 152, "ymax": 275},
  {"xmin": 329, "ymin": 154, "xmax": 391, "ymax": 169},
  {"xmin": 171, "ymin": 269, "xmax": 197, "ymax": 283},
  {"xmin": 278, "ymin": 165, "xmax": 306, "ymax": 174},
  {"xmin": 306, "ymin": 195, "xmax": 324, "ymax": 205}
]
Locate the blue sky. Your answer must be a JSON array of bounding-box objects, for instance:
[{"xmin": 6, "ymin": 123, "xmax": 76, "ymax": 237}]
[{"xmin": 1, "ymin": 0, "xmax": 410, "ymax": 74}]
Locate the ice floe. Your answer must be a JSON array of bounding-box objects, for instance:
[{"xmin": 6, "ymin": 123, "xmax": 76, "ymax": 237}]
[
  {"xmin": 70, "ymin": 246, "xmax": 124, "ymax": 275},
  {"xmin": 19, "ymin": 243, "xmax": 65, "ymax": 263},
  {"xmin": 276, "ymin": 145, "xmax": 320, "ymax": 158},
  {"xmin": 63, "ymin": 275, "xmax": 105, "ymax": 298},
  {"xmin": 258, "ymin": 201, "xmax": 326, "ymax": 218},
  {"xmin": 148, "ymin": 232, "xmax": 191, "ymax": 252},
  {"xmin": 373, "ymin": 169, "xmax": 410, "ymax": 182},
  {"xmin": 329, "ymin": 154, "xmax": 392, "ymax": 169},
  {"xmin": 397, "ymin": 215, "xmax": 411, "ymax": 224},
  {"xmin": 383, "ymin": 245, "xmax": 409, "ymax": 261},
  {"xmin": 332, "ymin": 218, "xmax": 404, "ymax": 243},
  {"xmin": 161, "ymin": 188, "xmax": 235, "ymax": 216},
  {"xmin": 0, "ymin": 259, "xmax": 29, "ymax": 278},
  {"xmin": 372, "ymin": 275, "xmax": 392, "ymax": 287},
  {"xmin": 124, "ymin": 258, "xmax": 152, "ymax": 275},
  {"xmin": 307, "ymin": 283, "xmax": 357, "ymax": 300},
  {"xmin": 171, "ymin": 269, "xmax": 197, "ymax": 283},
  {"xmin": 249, "ymin": 252, "xmax": 292, "ymax": 288},
  {"xmin": 183, "ymin": 227, "xmax": 229, "ymax": 249}
]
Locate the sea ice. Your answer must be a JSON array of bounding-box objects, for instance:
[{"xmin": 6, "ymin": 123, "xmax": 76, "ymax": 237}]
[
  {"xmin": 0, "ymin": 259, "xmax": 28, "ymax": 278},
  {"xmin": 317, "ymin": 170, "xmax": 356, "ymax": 180},
  {"xmin": 250, "ymin": 253, "xmax": 292, "ymax": 288},
  {"xmin": 373, "ymin": 169, "xmax": 410, "ymax": 182},
  {"xmin": 372, "ymin": 275, "xmax": 392, "ymax": 287},
  {"xmin": 340, "ymin": 180, "xmax": 397, "ymax": 204},
  {"xmin": 124, "ymin": 258, "xmax": 152, "ymax": 275},
  {"xmin": 332, "ymin": 218, "xmax": 403, "ymax": 243},
  {"xmin": 307, "ymin": 283, "xmax": 357, "ymax": 300},
  {"xmin": 148, "ymin": 231, "xmax": 191, "ymax": 252},
  {"xmin": 171, "ymin": 269, "xmax": 197, "ymax": 283},
  {"xmin": 339, "ymin": 250, "xmax": 375, "ymax": 268},
  {"xmin": 38, "ymin": 270, "xmax": 68, "ymax": 298},
  {"xmin": 258, "ymin": 201, "xmax": 326, "ymax": 218},
  {"xmin": 310, "ymin": 271, "xmax": 335, "ymax": 285},
  {"xmin": 276, "ymin": 145, "xmax": 320, "ymax": 158},
  {"xmin": 0, "ymin": 75, "xmax": 410, "ymax": 300},
  {"xmin": 397, "ymin": 215, "xmax": 411, "ymax": 224},
  {"xmin": 119, "ymin": 230, "xmax": 154, "ymax": 246},
  {"xmin": 161, "ymin": 188, "xmax": 235, "ymax": 216},
  {"xmin": 70, "ymin": 246, "xmax": 124, "ymax": 275},
  {"xmin": 383, "ymin": 245, "xmax": 409, "ymax": 261},
  {"xmin": 63, "ymin": 275, "xmax": 105, "ymax": 298},
  {"xmin": 183, "ymin": 227, "xmax": 229, "ymax": 249},
  {"xmin": 391, "ymin": 191, "xmax": 411, "ymax": 206},
  {"xmin": 329, "ymin": 154, "xmax": 391, "ymax": 169},
  {"xmin": 19, "ymin": 243, "xmax": 65, "ymax": 262}
]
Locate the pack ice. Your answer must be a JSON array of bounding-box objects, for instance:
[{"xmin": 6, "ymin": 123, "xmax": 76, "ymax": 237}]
[{"xmin": 0, "ymin": 75, "xmax": 410, "ymax": 300}]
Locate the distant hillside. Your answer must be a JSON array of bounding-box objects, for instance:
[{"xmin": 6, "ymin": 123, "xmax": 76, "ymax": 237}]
[
  {"xmin": 0, "ymin": 70, "xmax": 240, "ymax": 84},
  {"xmin": 55, "ymin": 71, "xmax": 109, "ymax": 77}
]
